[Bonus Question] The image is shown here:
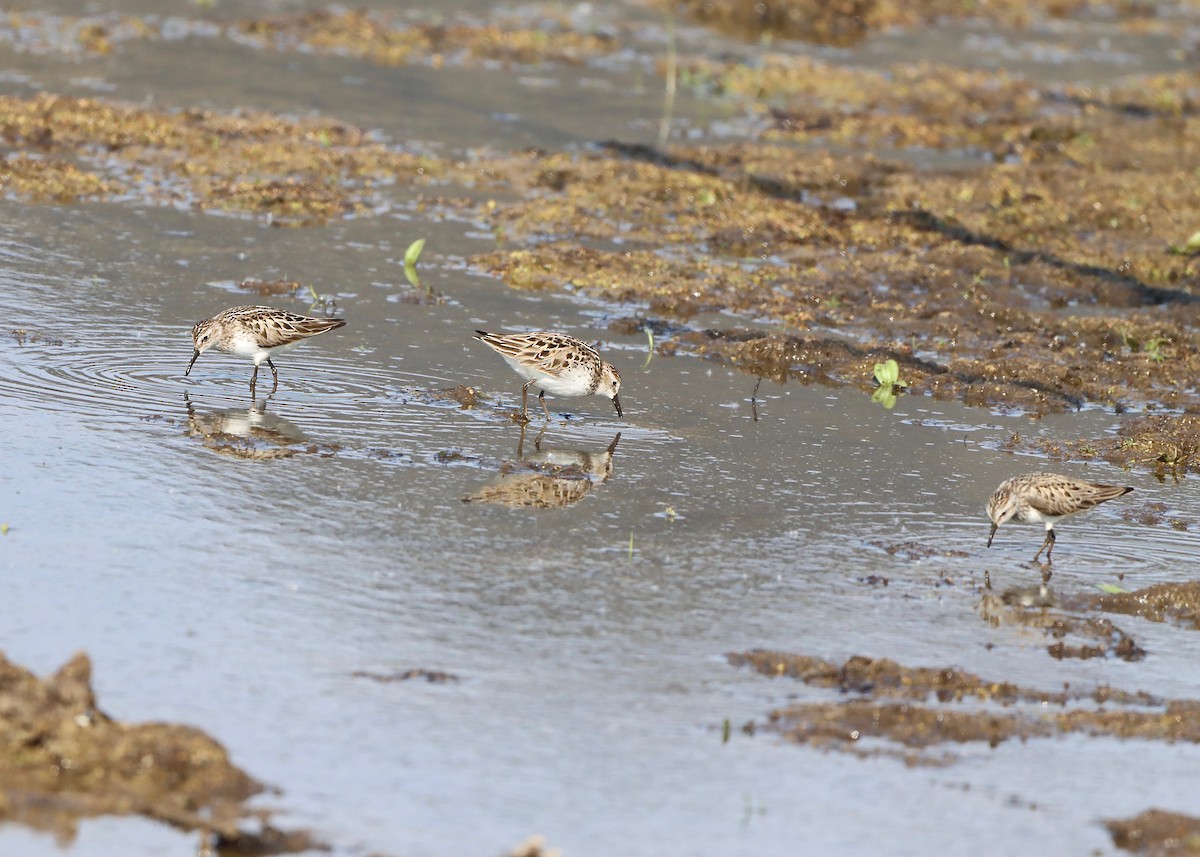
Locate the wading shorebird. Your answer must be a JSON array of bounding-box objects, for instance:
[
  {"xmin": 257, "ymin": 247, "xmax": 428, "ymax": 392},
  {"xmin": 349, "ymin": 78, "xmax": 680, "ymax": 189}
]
[
  {"xmin": 186, "ymin": 305, "xmax": 346, "ymax": 397},
  {"xmin": 986, "ymin": 473, "xmax": 1133, "ymax": 563},
  {"xmin": 472, "ymin": 330, "xmax": 622, "ymax": 422}
]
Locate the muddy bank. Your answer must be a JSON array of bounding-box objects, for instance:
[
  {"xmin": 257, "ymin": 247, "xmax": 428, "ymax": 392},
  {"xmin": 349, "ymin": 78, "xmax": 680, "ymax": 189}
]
[
  {"xmin": 670, "ymin": 0, "xmax": 1183, "ymax": 45},
  {"xmin": 1008, "ymin": 415, "xmax": 1200, "ymax": 476},
  {"xmin": 1092, "ymin": 581, "xmax": 1200, "ymax": 631},
  {"xmin": 730, "ymin": 651, "xmax": 1200, "ymax": 764},
  {"xmin": 0, "ymin": 650, "xmax": 315, "ymax": 852},
  {"xmin": 1107, "ymin": 810, "xmax": 1200, "ymax": 856}
]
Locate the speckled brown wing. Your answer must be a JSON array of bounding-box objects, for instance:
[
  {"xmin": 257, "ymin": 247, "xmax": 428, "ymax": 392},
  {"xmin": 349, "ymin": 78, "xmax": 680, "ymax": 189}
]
[
  {"xmin": 474, "ymin": 331, "xmax": 596, "ymax": 377},
  {"xmin": 239, "ymin": 308, "xmax": 346, "ymax": 348},
  {"xmin": 1025, "ymin": 477, "xmax": 1132, "ymax": 517}
]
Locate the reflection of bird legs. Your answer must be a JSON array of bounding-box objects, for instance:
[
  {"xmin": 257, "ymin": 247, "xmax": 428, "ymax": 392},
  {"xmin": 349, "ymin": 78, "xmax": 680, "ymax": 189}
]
[{"xmin": 515, "ymin": 422, "xmax": 547, "ymax": 458}]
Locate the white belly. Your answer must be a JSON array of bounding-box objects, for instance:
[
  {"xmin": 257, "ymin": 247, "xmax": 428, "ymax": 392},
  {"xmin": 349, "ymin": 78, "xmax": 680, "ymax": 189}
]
[
  {"xmin": 502, "ymin": 355, "xmax": 595, "ymax": 397},
  {"xmin": 225, "ymin": 333, "xmax": 301, "ymax": 364}
]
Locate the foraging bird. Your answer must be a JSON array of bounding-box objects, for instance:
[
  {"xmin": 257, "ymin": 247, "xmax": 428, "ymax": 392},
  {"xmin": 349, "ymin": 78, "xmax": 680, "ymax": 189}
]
[
  {"xmin": 472, "ymin": 330, "xmax": 622, "ymax": 422},
  {"xmin": 186, "ymin": 306, "xmax": 346, "ymax": 397},
  {"xmin": 986, "ymin": 473, "xmax": 1133, "ymax": 562}
]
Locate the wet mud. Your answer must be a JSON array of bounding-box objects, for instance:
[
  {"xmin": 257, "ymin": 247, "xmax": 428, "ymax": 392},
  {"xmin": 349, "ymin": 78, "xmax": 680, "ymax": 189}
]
[
  {"xmin": 1092, "ymin": 581, "xmax": 1200, "ymax": 631},
  {"xmin": 731, "ymin": 650, "xmax": 1198, "ymax": 764},
  {"xmin": 1107, "ymin": 809, "xmax": 1200, "ymax": 856},
  {"xmin": 1010, "ymin": 415, "xmax": 1200, "ymax": 476},
  {"xmin": 0, "ymin": 650, "xmax": 316, "ymax": 853},
  {"xmin": 670, "ymin": 0, "xmax": 1150, "ymax": 45}
]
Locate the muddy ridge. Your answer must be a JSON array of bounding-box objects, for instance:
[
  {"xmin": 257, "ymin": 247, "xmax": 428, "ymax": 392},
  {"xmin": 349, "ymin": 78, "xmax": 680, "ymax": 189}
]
[
  {"xmin": 0, "ymin": 650, "xmax": 316, "ymax": 852},
  {"xmin": 730, "ymin": 650, "xmax": 1200, "ymax": 764}
]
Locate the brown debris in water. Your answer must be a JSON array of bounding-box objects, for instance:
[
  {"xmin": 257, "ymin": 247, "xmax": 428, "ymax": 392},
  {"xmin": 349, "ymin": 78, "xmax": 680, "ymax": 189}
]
[
  {"xmin": 0, "ymin": 651, "xmax": 314, "ymax": 851},
  {"xmin": 870, "ymin": 540, "xmax": 969, "ymax": 560},
  {"xmin": 352, "ymin": 669, "xmax": 459, "ymax": 684},
  {"xmin": 431, "ymin": 384, "xmax": 482, "ymax": 409},
  {"xmin": 1107, "ymin": 809, "xmax": 1200, "ymax": 856},
  {"xmin": 239, "ymin": 279, "xmax": 304, "ymax": 298},
  {"xmin": 729, "ymin": 651, "xmax": 1196, "ymax": 762}
]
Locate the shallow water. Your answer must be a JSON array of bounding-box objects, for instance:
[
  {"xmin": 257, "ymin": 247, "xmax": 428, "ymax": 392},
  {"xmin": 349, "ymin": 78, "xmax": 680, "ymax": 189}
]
[{"xmin": 2, "ymin": 5, "xmax": 1200, "ymax": 856}]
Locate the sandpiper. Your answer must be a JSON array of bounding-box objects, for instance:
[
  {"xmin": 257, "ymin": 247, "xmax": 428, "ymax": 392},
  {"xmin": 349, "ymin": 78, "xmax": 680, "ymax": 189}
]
[
  {"xmin": 986, "ymin": 473, "xmax": 1133, "ymax": 562},
  {"xmin": 186, "ymin": 305, "xmax": 346, "ymax": 396},
  {"xmin": 472, "ymin": 330, "xmax": 622, "ymax": 421}
]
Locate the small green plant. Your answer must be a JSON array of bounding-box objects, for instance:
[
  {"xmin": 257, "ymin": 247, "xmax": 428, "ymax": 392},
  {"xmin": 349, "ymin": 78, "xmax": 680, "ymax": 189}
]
[
  {"xmin": 1123, "ymin": 329, "xmax": 1169, "ymax": 362},
  {"xmin": 628, "ymin": 530, "xmax": 635, "ymax": 559},
  {"xmin": 642, "ymin": 325, "xmax": 654, "ymax": 370},
  {"xmin": 0, "ymin": 523, "xmax": 8, "ymax": 536},
  {"xmin": 404, "ymin": 238, "xmax": 426, "ymax": 289},
  {"xmin": 1144, "ymin": 337, "xmax": 1168, "ymax": 363},
  {"xmin": 870, "ymin": 358, "xmax": 907, "ymax": 409},
  {"xmin": 1167, "ymin": 229, "xmax": 1200, "ymax": 255},
  {"xmin": 1096, "ymin": 583, "xmax": 1128, "ymax": 594}
]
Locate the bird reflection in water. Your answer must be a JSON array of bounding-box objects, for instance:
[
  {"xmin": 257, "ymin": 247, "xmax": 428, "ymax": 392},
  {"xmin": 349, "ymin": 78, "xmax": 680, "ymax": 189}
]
[
  {"xmin": 183, "ymin": 392, "xmax": 316, "ymax": 460},
  {"xmin": 463, "ymin": 425, "xmax": 622, "ymax": 509}
]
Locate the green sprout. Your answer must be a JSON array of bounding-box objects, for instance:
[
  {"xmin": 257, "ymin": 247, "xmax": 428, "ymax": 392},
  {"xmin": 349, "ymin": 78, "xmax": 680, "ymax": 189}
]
[
  {"xmin": 870, "ymin": 358, "xmax": 907, "ymax": 410},
  {"xmin": 1096, "ymin": 583, "xmax": 1128, "ymax": 594},
  {"xmin": 1167, "ymin": 229, "xmax": 1200, "ymax": 255},
  {"xmin": 404, "ymin": 238, "xmax": 426, "ymax": 289},
  {"xmin": 1124, "ymin": 329, "xmax": 1169, "ymax": 363},
  {"xmin": 628, "ymin": 530, "xmax": 635, "ymax": 559},
  {"xmin": 642, "ymin": 325, "xmax": 654, "ymax": 370}
]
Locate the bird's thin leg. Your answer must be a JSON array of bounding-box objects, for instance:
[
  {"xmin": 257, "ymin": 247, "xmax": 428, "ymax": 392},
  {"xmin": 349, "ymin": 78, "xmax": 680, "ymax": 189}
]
[
  {"xmin": 267, "ymin": 358, "xmax": 279, "ymax": 393},
  {"xmin": 520, "ymin": 380, "xmax": 535, "ymax": 423},
  {"xmin": 1032, "ymin": 529, "xmax": 1055, "ymax": 563},
  {"xmin": 534, "ymin": 423, "xmax": 547, "ymax": 451},
  {"xmin": 538, "ymin": 390, "xmax": 551, "ymax": 422},
  {"xmin": 250, "ymin": 364, "xmax": 259, "ymax": 399}
]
